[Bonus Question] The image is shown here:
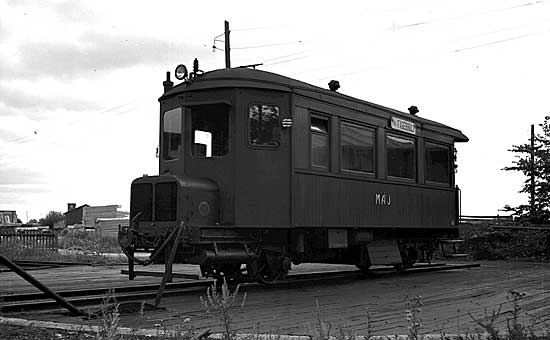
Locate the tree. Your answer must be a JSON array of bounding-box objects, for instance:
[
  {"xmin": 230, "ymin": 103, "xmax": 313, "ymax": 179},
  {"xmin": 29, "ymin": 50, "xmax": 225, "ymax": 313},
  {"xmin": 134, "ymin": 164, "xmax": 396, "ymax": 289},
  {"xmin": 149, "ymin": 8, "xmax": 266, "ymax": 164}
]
[
  {"xmin": 504, "ymin": 116, "xmax": 550, "ymax": 224},
  {"xmin": 39, "ymin": 211, "xmax": 65, "ymax": 228}
]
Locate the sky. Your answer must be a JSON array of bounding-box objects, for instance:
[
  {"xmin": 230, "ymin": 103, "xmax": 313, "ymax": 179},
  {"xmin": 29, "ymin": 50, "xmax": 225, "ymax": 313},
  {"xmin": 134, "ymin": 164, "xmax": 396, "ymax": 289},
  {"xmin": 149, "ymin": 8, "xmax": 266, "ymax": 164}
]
[{"xmin": 1, "ymin": 0, "xmax": 549, "ymax": 222}]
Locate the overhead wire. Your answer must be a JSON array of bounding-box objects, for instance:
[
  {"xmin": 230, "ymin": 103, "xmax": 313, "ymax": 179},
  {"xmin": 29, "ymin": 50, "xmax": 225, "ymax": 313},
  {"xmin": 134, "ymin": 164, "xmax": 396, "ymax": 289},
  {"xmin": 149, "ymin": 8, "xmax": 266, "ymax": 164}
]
[
  {"xmin": 4, "ymin": 99, "xmax": 144, "ymax": 145},
  {"xmin": 454, "ymin": 28, "xmax": 550, "ymax": 52},
  {"xmin": 232, "ymin": 40, "xmax": 305, "ymax": 50},
  {"xmin": 299, "ymin": 0, "xmax": 550, "ymax": 81}
]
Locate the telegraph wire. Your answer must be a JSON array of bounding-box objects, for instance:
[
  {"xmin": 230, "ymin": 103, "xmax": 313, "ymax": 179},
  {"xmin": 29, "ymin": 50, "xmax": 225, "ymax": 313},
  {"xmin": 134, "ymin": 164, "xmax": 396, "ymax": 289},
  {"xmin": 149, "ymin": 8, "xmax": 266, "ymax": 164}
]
[
  {"xmin": 262, "ymin": 49, "xmax": 317, "ymax": 63},
  {"xmin": 232, "ymin": 40, "xmax": 305, "ymax": 50},
  {"xmin": 454, "ymin": 28, "xmax": 550, "ymax": 52},
  {"xmin": 264, "ymin": 54, "xmax": 315, "ymax": 66}
]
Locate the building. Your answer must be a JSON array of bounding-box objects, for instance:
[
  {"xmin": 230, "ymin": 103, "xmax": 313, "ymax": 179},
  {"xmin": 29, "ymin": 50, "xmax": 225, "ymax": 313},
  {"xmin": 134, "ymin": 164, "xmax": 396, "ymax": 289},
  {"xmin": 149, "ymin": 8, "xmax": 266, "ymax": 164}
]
[
  {"xmin": 95, "ymin": 217, "xmax": 129, "ymax": 237},
  {"xmin": 0, "ymin": 210, "xmax": 19, "ymax": 227},
  {"xmin": 63, "ymin": 203, "xmax": 129, "ymax": 236}
]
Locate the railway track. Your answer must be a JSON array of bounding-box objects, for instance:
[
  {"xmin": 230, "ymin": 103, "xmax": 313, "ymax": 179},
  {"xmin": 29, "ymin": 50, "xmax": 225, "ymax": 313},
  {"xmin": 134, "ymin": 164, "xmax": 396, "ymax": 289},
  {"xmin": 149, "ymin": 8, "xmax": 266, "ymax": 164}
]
[
  {"xmin": 0, "ymin": 260, "xmax": 90, "ymax": 273},
  {"xmin": 0, "ymin": 262, "xmax": 479, "ymax": 314}
]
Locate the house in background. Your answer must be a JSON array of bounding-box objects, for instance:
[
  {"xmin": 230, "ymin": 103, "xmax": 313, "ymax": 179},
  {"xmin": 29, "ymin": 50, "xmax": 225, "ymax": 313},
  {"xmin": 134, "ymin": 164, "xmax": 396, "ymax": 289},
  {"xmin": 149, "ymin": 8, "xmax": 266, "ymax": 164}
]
[
  {"xmin": 0, "ymin": 210, "xmax": 19, "ymax": 228},
  {"xmin": 63, "ymin": 203, "xmax": 129, "ymax": 237}
]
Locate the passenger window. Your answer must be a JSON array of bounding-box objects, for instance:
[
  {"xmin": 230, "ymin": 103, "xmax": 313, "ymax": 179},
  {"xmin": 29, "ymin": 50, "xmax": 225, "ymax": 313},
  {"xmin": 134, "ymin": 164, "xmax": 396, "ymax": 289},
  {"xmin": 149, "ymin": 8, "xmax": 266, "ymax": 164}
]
[
  {"xmin": 311, "ymin": 116, "xmax": 329, "ymax": 169},
  {"xmin": 387, "ymin": 133, "xmax": 416, "ymax": 179},
  {"xmin": 249, "ymin": 104, "xmax": 280, "ymax": 147},
  {"xmin": 341, "ymin": 122, "xmax": 375, "ymax": 174},
  {"xmin": 191, "ymin": 104, "xmax": 229, "ymax": 158},
  {"xmin": 426, "ymin": 142, "xmax": 450, "ymax": 184},
  {"xmin": 162, "ymin": 108, "xmax": 182, "ymax": 160}
]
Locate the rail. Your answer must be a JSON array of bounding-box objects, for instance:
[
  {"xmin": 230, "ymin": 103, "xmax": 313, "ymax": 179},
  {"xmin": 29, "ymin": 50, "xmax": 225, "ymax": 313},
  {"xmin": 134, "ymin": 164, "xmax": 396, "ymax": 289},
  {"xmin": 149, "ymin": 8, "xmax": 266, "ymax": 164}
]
[{"xmin": 0, "ymin": 229, "xmax": 58, "ymax": 250}]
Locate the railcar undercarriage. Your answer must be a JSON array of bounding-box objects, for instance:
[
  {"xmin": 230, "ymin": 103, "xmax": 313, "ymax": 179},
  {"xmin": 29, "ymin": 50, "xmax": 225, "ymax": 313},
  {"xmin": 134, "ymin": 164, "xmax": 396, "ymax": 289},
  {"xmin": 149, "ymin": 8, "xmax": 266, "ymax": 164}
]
[{"xmin": 118, "ymin": 223, "xmax": 445, "ymax": 283}]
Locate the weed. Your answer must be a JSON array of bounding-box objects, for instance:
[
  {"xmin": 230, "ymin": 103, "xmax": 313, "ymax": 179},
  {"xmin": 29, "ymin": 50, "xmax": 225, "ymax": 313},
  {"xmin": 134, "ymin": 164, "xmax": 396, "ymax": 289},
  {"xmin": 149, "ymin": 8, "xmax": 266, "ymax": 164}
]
[
  {"xmin": 310, "ymin": 298, "xmax": 333, "ymax": 340},
  {"xmin": 200, "ymin": 277, "xmax": 247, "ymax": 340},
  {"xmin": 95, "ymin": 289, "xmax": 122, "ymax": 340},
  {"xmin": 364, "ymin": 307, "xmax": 373, "ymax": 340},
  {"xmin": 405, "ymin": 295, "xmax": 423, "ymax": 340}
]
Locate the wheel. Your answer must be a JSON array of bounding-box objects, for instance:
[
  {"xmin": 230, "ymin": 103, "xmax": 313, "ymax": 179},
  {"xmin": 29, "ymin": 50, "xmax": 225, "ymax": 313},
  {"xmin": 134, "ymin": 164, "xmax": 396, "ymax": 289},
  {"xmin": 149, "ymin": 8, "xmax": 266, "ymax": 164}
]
[
  {"xmin": 398, "ymin": 241, "xmax": 417, "ymax": 269},
  {"xmin": 201, "ymin": 264, "xmax": 243, "ymax": 282},
  {"xmin": 247, "ymin": 250, "xmax": 290, "ymax": 284},
  {"xmin": 355, "ymin": 246, "xmax": 371, "ymax": 274}
]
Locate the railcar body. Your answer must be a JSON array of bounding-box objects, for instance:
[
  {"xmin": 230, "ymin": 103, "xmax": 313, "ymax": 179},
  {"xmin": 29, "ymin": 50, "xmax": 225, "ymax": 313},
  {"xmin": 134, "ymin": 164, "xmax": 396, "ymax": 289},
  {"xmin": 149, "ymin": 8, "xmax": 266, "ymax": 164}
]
[{"xmin": 119, "ymin": 62, "xmax": 468, "ymax": 282}]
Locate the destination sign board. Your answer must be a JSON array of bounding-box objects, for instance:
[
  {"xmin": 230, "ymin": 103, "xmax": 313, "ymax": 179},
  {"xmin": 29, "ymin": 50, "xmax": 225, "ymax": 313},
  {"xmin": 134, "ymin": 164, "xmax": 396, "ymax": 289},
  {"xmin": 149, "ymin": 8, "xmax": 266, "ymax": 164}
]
[{"xmin": 391, "ymin": 116, "xmax": 417, "ymax": 135}]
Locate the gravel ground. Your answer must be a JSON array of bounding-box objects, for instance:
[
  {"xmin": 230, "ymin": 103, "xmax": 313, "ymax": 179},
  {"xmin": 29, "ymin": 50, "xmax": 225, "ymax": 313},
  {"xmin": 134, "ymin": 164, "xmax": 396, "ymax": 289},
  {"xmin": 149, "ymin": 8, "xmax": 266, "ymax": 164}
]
[{"xmin": 0, "ymin": 324, "xmax": 97, "ymax": 340}]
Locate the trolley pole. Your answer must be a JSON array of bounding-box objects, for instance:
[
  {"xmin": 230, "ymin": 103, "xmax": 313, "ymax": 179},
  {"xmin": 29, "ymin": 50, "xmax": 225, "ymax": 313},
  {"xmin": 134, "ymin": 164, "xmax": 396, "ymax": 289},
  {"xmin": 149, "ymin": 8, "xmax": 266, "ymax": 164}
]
[
  {"xmin": 530, "ymin": 124, "xmax": 535, "ymax": 217},
  {"xmin": 224, "ymin": 20, "xmax": 231, "ymax": 68}
]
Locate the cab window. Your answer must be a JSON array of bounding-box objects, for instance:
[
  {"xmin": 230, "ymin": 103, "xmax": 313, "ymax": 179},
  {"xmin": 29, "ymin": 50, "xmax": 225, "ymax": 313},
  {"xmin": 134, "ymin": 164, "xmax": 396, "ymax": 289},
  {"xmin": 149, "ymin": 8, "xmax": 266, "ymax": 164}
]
[
  {"xmin": 249, "ymin": 104, "xmax": 280, "ymax": 147},
  {"xmin": 162, "ymin": 108, "xmax": 182, "ymax": 160},
  {"xmin": 425, "ymin": 142, "xmax": 450, "ymax": 184},
  {"xmin": 387, "ymin": 133, "xmax": 416, "ymax": 179},
  {"xmin": 191, "ymin": 104, "xmax": 229, "ymax": 158}
]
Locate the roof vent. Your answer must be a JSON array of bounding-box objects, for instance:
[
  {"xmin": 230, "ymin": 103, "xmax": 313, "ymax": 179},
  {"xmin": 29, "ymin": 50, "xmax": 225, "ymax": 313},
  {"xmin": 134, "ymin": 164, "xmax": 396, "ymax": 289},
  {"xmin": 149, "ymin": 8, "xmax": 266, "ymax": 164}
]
[
  {"xmin": 408, "ymin": 106, "xmax": 419, "ymax": 115},
  {"xmin": 328, "ymin": 80, "xmax": 340, "ymax": 92},
  {"xmin": 163, "ymin": 72, "xmax": 174, "ymax": 93}
]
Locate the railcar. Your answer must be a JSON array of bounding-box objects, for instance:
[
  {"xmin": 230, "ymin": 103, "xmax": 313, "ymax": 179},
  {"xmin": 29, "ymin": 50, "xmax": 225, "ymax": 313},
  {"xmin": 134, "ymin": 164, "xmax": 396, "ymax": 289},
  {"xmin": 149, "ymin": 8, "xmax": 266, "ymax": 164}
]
[{"xmin": 118, "ymin": 60, "xmax": 468, "ymax": 283}]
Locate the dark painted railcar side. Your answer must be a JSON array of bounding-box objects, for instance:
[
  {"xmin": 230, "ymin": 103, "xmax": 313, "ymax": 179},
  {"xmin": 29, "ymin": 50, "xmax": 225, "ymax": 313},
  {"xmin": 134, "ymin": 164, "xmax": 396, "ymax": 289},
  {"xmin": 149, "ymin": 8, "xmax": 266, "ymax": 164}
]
[
  {"xmin": 290, "ymin": 88, "xmax": 463, "ymax": 232},
  {"xmin": 158, "ymin": 68, "xmax": 466, "ymax": 232}
]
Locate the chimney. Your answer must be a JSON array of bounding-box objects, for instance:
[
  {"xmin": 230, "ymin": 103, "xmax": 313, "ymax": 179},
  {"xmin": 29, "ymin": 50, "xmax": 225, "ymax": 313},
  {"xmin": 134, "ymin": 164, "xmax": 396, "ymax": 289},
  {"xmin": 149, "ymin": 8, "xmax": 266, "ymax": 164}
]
[{"xmin": 67, "ymin": 203, "xmax": 76, "ymax": 212}]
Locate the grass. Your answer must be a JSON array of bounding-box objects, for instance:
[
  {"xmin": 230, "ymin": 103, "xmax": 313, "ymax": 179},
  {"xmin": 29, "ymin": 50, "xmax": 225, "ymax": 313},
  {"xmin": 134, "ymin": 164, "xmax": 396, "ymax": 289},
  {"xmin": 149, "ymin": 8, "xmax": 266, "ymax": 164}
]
[{"xmin": 0, "ymin": 230, "xmax": 126, "ymax": 265}]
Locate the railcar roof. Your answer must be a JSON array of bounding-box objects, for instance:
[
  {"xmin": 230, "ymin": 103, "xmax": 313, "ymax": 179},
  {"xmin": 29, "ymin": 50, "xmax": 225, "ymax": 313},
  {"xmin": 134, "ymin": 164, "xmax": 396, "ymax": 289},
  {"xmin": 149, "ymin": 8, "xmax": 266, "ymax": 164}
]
[{"xmin": 162, "ymin": 68, "xmax": 468, "ymax": 142}]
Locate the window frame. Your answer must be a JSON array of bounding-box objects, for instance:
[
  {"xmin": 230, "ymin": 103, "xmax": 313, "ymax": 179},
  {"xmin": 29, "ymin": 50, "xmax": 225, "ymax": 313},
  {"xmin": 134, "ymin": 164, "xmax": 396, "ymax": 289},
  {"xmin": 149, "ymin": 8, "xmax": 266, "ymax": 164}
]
[
  {"xmin": 385, "ymin": 131, "xmax": 417, "ymax": 181},
  {"xmin": 424, "ymin": 140, "xmax": 452, "ymax": 187},
  {"xmin": 309, "ymin": 113, "xmax": 330, "ymax": 171},
  {"xmin": 339, "ymin": 120, "xmax": 376, "ymax": 177},
  {"xmin": 189, "ymin": 103, "xmax": 230, "ymax": 159},
  {"xmin": 161, "ymin": 107, "xmax": 183, "ymax": 162},
  {"xmin": 247, "ymin": 102, "xmax": 282, "ymax": 149}
]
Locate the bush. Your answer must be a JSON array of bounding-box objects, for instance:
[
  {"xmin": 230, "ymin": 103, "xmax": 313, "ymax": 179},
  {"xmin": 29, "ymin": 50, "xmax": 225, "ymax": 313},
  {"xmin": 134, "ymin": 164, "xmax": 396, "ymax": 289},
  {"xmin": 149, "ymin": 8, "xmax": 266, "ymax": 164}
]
[
  {"xmin": 59, "ymin": 230, "xmax": 121, "ymax": 255},
  {"xmin": 459, "ymin": 224, "xmax": 550, "ymax": 261}
]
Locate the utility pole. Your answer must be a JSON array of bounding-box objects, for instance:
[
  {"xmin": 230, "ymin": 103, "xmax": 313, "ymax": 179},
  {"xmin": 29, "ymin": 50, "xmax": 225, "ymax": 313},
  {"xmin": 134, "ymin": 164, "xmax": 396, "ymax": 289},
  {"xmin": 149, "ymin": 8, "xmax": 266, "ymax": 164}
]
[
  {"xmin": 530, "ymin": 124, "xmax": 535, "ymax": 217},
  {"xmin": 224, "ymin": 20, "xmax": 231, "ymax": 68}
]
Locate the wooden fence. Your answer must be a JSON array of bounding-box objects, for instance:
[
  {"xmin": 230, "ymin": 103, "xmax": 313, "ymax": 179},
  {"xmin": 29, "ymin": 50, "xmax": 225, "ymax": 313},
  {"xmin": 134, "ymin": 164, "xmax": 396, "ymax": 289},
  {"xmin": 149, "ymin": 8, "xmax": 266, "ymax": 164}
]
[
  {"xmin": 0, "ymin": 229, "xmax": 58, "ymax": 250},
  {"xmin": 460, "ymin": 215, "xmax": 514, "ymax": 225}
]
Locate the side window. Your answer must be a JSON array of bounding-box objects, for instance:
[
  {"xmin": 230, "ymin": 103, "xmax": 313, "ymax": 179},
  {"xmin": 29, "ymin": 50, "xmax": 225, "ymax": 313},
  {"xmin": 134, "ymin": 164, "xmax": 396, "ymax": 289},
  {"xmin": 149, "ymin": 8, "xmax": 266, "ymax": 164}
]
[
  {"xmin": 249, "ymin": 104, "xmax": 280, "ymax": 147},
  {"xmin": 341, "ymin": 122, "xmax": 375, "ymax": 174},
  {"xmin": 191, "ymin": 104, "xmax": 229, "ymax": 158},
  {"xmin": 425, "ymin": 142, "xmax": 450, "ymax": 184},
  {"xmin": 386, "ymin": 133, "xmax": 416, "ymax": 179},
  {"xmin": 162, "ymin": 107, "xmax": 182, "ymax": 160},
  {"xmin": 311, "ymin": 116, "xmax": 329, "ymax": 169}
]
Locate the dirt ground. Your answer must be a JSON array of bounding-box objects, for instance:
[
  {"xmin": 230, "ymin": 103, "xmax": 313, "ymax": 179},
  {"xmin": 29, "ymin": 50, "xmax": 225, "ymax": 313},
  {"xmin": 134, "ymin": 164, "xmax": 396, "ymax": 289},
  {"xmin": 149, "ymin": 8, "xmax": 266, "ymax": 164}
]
[
  {"xmin": 1, "ymin": 260, "xmax": 550, "ymax": 338},
  {"xmin": 0, "ymin": 324, "xmax": 95, "ymax": 340}
]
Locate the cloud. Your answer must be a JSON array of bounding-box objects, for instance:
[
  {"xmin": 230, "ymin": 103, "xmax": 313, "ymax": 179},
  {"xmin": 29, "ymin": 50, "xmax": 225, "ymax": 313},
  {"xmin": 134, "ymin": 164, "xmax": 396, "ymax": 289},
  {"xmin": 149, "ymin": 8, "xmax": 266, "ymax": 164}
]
[
  {"xmin": 0, "ymin": 162, "xmax": 46, "ymax": 186},
  {"xmin": 0, "ymin": 19, "xmax": 5, "ymax": 41},
  {"xmin": 4, "ymin": 31, "xmax": 202, "ymax": 81},
  {"xmin": 0, "ymin": 83, "xmax": 100, "ymax": 114},
  {"xmin": 52, "ymin": 1, "xmax": 96, "ymax": 24}
]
